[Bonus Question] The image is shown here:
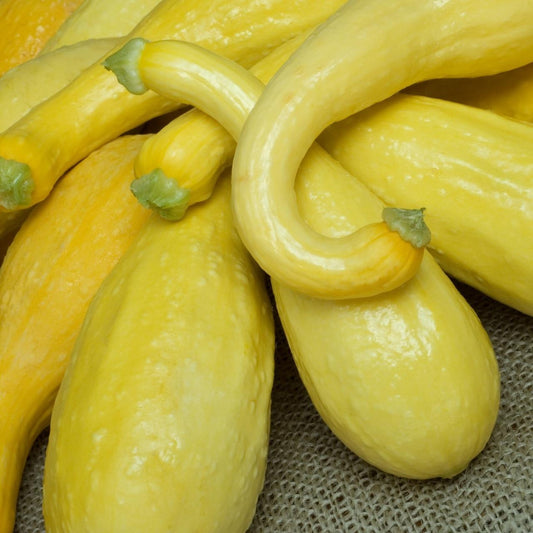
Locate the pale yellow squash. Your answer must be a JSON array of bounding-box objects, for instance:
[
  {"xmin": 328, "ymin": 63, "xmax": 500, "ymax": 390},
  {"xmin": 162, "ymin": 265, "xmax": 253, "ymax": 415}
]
[
  {"xmin": 41, "ymin": 0, "xmax": 163, "ymax": 52},
  {"xmin": 319, "ymin": 93, "xmax": 533, "ymax": 316},
  {"xmin": 43, "ymin": 175, "xmax": 275, "ymax": 532},
  {"xmin": 0, "ymin": 0, "xmax": 346, "ymax": 210},
  {"xmin": 273, "ymin": 146, "xmax": 500, "ymax": 479},
  {"xmin": 231, "ymin": 0, "xmax": 533, "ymax": 304},
  {"xmin": 106, "ymin": 37, "xmax": 428, "ymax": 300},
  {"xmin": 409, "ymin": 62, "xmax": 533, "ymax": 123},
  {"xmin": 0, "ymin": 135, "xmax": 151, "ymax": 533}
]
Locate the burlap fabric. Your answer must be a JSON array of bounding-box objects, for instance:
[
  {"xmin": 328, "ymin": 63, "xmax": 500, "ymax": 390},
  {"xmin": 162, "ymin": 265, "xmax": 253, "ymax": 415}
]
[{"xmin": 14, "ymin": 281, "xmax": 532, "ymax": 532}]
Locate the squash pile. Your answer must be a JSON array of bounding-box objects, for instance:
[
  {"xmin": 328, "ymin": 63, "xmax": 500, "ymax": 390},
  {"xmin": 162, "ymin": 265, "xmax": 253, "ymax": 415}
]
[{"xmin": 0, "ymin": 0, "xmax": 531, "ymax": 531}]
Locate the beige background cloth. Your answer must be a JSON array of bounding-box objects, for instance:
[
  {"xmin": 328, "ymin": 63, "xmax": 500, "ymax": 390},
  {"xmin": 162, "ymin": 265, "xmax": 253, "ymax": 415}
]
[{"xmin": 15, "ymin": 281, "xmax": 532, "ymax": 532}]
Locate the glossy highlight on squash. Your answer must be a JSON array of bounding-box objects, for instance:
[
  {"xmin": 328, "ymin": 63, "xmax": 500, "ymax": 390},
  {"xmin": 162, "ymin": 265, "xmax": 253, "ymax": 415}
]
[
  {"xmin": 105, "ymin": 37, "xmax": 429, "ymax": 300},
  {"xmin": 231, "ymin": 0, "xmax": 533, "ymax": 308},
  {"xmin": 0, "ymin": 0, "xmax": 346, "ymax": 210}
]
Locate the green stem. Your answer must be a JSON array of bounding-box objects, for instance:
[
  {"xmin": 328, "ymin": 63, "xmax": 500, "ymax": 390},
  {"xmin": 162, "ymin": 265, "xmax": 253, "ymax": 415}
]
[
  {"xmin": 103, "ymin": 38, "xmax": 148, "ymax": 95},
  {"xmin": 131, "ymin": 168, "xmax": 191, "ymax": 221},
  {"xmin": 0, "ymin": 157, "xmax": 34, "ymax": 210},
  {"xmin": 382, "ymin": 207, "xmax": 431, "ymax": 248}
]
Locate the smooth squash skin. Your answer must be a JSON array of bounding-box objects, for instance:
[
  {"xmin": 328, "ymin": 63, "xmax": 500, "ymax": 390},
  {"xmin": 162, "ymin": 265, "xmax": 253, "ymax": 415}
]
[
  {"xmin": 319, "ymin": 93, "xmax": 533, "ymax": 316},
  {"xmin": 43, "ymin": 175, "xmax": 275, "ymax": 532},
  {"xmin": 0, "ymin": 135, "xmax": 151, "ymax": 533},
  {"xmin": 0, "ymin": 0, "xmax": 84, "ymax": 76},
  {"xmin": 0, "ymin": 0, "xmax": 346, "ymax": 210},
  {"xmin": 231, "ymin": 0, "xmax": 533, "ymax": 304},
  {"xmin": 106, "ymin": 38, "xmax": 429, "ymax": 300},
  {"xmin": 273, "ymin": 146, "xmax": 500, "ymax": 480}
]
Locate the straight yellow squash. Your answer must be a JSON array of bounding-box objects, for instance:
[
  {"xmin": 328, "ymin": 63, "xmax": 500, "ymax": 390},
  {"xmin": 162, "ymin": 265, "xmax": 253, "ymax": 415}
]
[
  {"xmin": 0, "ymin": 37, "xmax": 117, "ymax": 252},
  {"xmin": 319, "ymin": 93, "xmax": 533, "ymax": 316},
  {"xmin": 0, "ymin": 135, "xmax": 151, "ymax": 533},
  {"xmin": 43, "ymin": 174, "xmax": 275, "ymax": 532},
  {"xmin": 273, "ymin": 145, "xmax": 500, "ymax": 479}
]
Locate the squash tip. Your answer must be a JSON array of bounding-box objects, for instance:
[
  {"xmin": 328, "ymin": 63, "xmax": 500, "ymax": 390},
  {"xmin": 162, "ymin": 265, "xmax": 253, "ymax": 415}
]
[
  {"xmin": 131, "ymin": 168, "xmax": 191, "ymax": 221},
  {"xmin": 382, "ymin": 207, "xmax": 431, "ymax": 248},
  {"xmin": 103, "ymin": 37, "xmax": 149, "ymax": 95},
  {"xmin": 0, "ymin": 157, "xmax": 34, "ymax": 210}
]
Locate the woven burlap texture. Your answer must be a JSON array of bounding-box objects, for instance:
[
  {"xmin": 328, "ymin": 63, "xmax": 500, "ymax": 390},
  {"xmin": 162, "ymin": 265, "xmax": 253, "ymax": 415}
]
[{"xmin": 15, "ymin": 281, "xmax": 532, "ymax": 532}]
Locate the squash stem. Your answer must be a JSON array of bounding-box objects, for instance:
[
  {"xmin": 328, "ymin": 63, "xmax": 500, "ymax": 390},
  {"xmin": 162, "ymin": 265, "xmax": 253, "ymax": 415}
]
[
  {"xmin": 0, "ymin": 157, "xmax": 34, "ymax": 210},
  {"xmin": 382, "ymin": 207, "xmax": 431, "ymax": 248},
  {"xmin": 131, "ymin": 168, "xmax": 191, "ymax": 221},
  {"xmin": 103, "ymin": 37, "xmax": 148, "ymax": 95}
]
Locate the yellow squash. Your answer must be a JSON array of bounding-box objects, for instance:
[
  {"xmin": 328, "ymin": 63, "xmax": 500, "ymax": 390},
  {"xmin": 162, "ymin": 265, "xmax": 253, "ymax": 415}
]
[
  {"xmin": 408, "ymin": 62, "xmax": 533, "ymax": 123},
  {"xmin": 43, "ymin": 175, "xmax": 275, "ymax": 532},
  {"xmin": 319, "ymin": 93, "xmax": 533, "ymax": 316},
  {"xmin": 0, "ymin": 135, "xmax": 151, "ymax": 533},
  {"xmin": 231, "ymin": 0, "xmax": 533, "ymax": 301},
  {"xmin": 0, "ymin": 0, "xmax": 83, "ymax": 76},
  {"xmin": 103, "ymin": 38, "xmax": 498, "ymax": 477},
  {"xmin": 106, "ymin": 38, "xmax": 429, "ymax": 300},
  {"xmin": 0, "ymin": 0, "xmax": 346, "ymax": 210},
  {"xmin": 131, "ymin": 31, "xmax": 310, "ymax": 220},
  {"xmin": 41, "ymin": 0, "xmax": 163, "ymax": 52},
  {"xmin": 273, "ymin": 145, "xmax": 500, "ymax": 480},
  {"xmin": 0, "ymin": 37, "xmax": 117, "ymax": 249},
  {"xmin": 0, "ymin": 37, "xmax": 117, "ymax": 132}
]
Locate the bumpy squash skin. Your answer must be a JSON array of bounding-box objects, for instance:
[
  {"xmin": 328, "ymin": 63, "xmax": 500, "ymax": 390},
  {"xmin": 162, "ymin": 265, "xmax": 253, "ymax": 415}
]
[
  {"xmin": 0, "ymin": 135, "xmax": 151, "ymax": 533},
  {"xmin": 273, "ymin": 146, "xmax": 500, "ymax": 479},
  {"xmin": 43, "ymin": 175, "xmax": 275, "ymax": 532},
  {"xmin": 0, "ymin": 0, "xmax": 346, "ymax": 210},
  {"xmin": 319, "ymin": 94, "xmax": 533, "ymax": 316},
  {"xmin": 0, "ymin": 0, "xmax": 84, "ymax": 76},
  {"xmin": 41, "ymin": 0, "xmax": 163, "ymax": 52}
]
